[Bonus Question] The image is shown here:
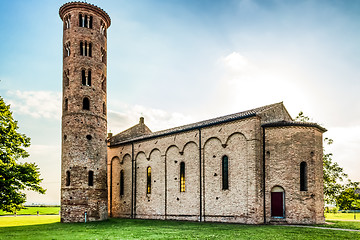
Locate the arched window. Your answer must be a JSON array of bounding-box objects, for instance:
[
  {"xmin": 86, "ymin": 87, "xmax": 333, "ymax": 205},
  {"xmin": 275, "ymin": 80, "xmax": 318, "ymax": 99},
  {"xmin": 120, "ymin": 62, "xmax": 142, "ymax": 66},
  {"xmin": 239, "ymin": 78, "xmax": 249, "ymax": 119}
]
[
  {"xmin": 79, "ymin": 14, "xmax": 83, "ymax": 27},
  {"xmin": 81, "ymin": 70, "xmax": 86, "ymax": 85},
  {"xmin": 64, "ymin": 70, "xmax": 69, "ymax": 87},
  {"xmin": 80, "ymin": 42, "xmax": 83, "ymax": 56},
  {"xmin": 300, "ymin": 162, "xmax": 308, "ymax": 191},
  {"xmin": 64, "ymin": 42, "xmax": 71, "ymax": 57},
  {"xmin": 64, "ymin": 15, "xmax": 71, "ymax": 29},
  {"xmin": 103, "ymin": 102, "xmax": 106, "ymax": 115},
  {"xmin": 81, "ymin": 70, "xmax": 91, "ymax": 86},
  {"xmin": 84, "ymin": 15, "xmax": 88, "ymax": 28},
  {"xmin": 101, "ymin": 76, "xmax": 106, "ymax": 92},
  {"xmin": 64, "ymin": 98, "xmax": 68, "ymax": 111},
  {"xmin": 87, "ymin": 70, "xmax": 91, "ymax": 86},
  {"xmin": 89, "ymin": 16, "xmax": 93, "ymax": 29},
  {"xmin": 66, "ymin": 171, "xmax": 70, "ymax": 186},
  {"xmin": 222, "ymin": 155, "xmax": 229, "ymax": 190},
  {"xmin": 147, "ymin": 167, "xmax": 151, "ymax": 194},
  {"xmin": 101, "ymin": 48, "xmax": 106, "ymax": 64},
  {"xmin": 88, "ymin": 43, "xmax": 92, "ymax": 57},
  {"xmin": 83, "ymin": 97, "xmax": 90, "ymax": 110},
  {"xmin": 180, "ymin": 162, "xmax": 185, "ymax": 192},
  {"xmin": 120, "ymin": 170, "xmax": 124, "ymax": 196},
  {"xmin": 88, "ymin": 170, "xmax": 94, "ymax": 186}
]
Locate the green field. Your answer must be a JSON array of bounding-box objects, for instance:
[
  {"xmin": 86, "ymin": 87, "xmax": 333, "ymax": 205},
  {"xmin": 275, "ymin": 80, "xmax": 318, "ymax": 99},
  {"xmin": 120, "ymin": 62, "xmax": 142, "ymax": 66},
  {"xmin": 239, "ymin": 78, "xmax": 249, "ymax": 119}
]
[
  {"xmin": 0, "ymin": 206, "xmax": 60, "ymax": 216},
  {"xmin": 325, "ymin": 212, "xmax": 359, "ymax": 221},
  {"xmin": 0, "ymin": 216, "xmax": 359, "ymax": 240}
]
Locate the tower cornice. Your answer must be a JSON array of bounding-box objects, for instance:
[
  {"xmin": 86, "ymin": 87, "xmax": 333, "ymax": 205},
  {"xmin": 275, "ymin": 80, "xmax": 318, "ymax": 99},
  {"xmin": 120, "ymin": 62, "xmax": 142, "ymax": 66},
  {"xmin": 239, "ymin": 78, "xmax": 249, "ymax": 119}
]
[{"xmin": 59, "ymin": 1, "xmax": 111, "ymax": 27}]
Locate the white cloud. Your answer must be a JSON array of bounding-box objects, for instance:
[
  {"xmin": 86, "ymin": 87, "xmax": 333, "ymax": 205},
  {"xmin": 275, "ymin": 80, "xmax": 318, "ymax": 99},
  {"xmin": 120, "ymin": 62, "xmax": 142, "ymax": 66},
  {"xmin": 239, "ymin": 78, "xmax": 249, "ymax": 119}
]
[
  {"xmin": 108, "ymin": 102, "xmax": 195, "ymax": 134},
  {"xmin": 6, "ymin": 90, "xmax": 61, "ymax": 119},
  {"xmin": 219, "ymin": 52, "xmax": 256, "ymax": 74}
]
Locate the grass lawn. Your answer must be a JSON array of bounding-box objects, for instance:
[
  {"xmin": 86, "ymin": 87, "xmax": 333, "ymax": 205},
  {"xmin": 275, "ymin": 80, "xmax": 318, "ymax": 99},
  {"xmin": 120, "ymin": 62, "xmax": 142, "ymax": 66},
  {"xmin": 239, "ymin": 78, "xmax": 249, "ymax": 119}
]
[
  {"xmin": 325, "ymin": 212, "xmax": 359, "ymax": 221},
  {"xmin": 0, "ymin": 206, "xmax": 60, "ymax": 216},
  {"xmin": 0, "ymin": 217, "xmax": 359, "ymax": 240}
]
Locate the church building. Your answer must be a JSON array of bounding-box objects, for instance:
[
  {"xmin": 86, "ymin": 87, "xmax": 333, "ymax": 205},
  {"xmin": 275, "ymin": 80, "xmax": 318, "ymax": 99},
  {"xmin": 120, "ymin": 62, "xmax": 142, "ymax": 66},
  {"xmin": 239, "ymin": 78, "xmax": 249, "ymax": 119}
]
[{"xmin": 59, "ymin": 2, "xmax": 326, "ymax": 224}]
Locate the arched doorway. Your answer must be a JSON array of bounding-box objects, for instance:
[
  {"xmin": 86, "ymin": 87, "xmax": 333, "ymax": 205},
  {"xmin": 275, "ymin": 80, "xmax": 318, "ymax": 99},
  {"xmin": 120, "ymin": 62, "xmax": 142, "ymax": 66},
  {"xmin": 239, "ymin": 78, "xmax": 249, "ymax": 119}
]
[{"xmin": 271, "ymin": 186, "xmax": 285, "ymax": 218}]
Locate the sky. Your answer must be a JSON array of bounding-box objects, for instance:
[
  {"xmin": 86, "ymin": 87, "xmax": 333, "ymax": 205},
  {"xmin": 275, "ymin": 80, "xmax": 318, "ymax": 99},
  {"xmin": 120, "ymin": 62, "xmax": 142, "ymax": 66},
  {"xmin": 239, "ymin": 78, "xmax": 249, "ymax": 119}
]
[{"xmin": 0, "ymin": 0, "xmax": 359, "ymax": 204}]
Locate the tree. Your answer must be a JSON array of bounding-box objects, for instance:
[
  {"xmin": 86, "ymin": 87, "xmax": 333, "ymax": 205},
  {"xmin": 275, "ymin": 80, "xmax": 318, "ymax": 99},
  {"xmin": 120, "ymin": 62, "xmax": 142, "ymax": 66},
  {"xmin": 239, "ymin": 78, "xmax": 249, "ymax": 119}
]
[
  {"xmin": 295, "ymin": 112, "xmax": 359, "ymax": 205},
  {"xmin": 336, "ymin": 186, "xmax": 360, "ymax": 210},
  {"xmin": 0, "ymin": 96, "xmax": 46, "ymax": 212}
]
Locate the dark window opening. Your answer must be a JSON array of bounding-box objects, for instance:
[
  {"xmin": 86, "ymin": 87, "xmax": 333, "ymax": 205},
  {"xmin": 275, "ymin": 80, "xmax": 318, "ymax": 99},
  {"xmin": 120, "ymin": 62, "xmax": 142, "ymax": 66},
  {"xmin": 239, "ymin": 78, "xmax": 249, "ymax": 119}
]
[
  {"xmin": 84, "ymin": 15, "xmax": 88, "ymax": 28},
  {"xmin": 86, "ymin": 135, "xmax": 92, "ymax": 140},
  {"xmin": 64, "ymin": 98, "xmax": 68, "ymax": 111},
  {"xmin": 300, "ymin": 162, "xmax": 308, "ymax": 191},
  {"xmin": 88, "ymin": 70, "xmax": 91, "ymax": 86},
  {"xmin": 64, "ymin": 42, "xmax": 71, "ymax": 57},
  {"xmin": 103, "ymin": 102, "xmax": 106, "ymax": 115},
  {"xmin": 81, "ymin": 70, "xmax": 86, "ymax": 85},
  {"xmin": 83, "ymin": 97, "xmax": 90, "ymax": 110},
  {"xmin": 147, "ymin": 167, "xmax": 151, "ymax": 194},
  {"xmin": 222, "ymin": 155, "xmax": 229, "ymax": 190},
  {"xmin": 80, "ymin": 42, "xmax": 83, "ymax": 56},
  {"xmin": 89, "ymin": 16, "xmax": 93, "ymax": 29},
  {"xmin": 79, "ymin": 14, "xmax": 82, "ymax": 27},
  {"xmin": 180, "ymin": 162, "xmax": 185, "ymax": 192},
  {"xmin": 102, "ymin": 79, "xmax": 106, "ymax": 92},
  {"xmin": 120, "ymin": 170, "xmax": 124, "ymax": 196},
  {"xmin": 88, "ymin": 43, "xmax": 92, "ymax": 57},
  {"xmin": 64, "ymin": 70, "xmax": 69, "ymax": 87},
  {"xmin": 88, "ymin": 170, "xmax": 94, "ymax": 186},
  {"xmin": 66, "ymin": 171, "xmax": 70, "ymax": 186}
]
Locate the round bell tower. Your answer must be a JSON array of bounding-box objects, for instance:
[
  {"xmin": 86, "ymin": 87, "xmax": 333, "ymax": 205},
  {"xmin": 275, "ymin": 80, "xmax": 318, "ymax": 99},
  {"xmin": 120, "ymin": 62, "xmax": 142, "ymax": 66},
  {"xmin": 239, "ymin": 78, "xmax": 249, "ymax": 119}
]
[{"xmin": 59, "ymin": 2, "xmax": 111, "ymax": 223}]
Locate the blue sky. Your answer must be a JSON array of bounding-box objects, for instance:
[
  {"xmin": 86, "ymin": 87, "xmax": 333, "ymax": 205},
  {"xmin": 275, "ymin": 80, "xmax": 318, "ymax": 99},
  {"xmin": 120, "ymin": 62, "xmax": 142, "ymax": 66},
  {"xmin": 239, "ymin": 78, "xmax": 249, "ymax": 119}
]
[{"xmin": 0, "ymin": 0, "xmax": 359, "ymax": 204}]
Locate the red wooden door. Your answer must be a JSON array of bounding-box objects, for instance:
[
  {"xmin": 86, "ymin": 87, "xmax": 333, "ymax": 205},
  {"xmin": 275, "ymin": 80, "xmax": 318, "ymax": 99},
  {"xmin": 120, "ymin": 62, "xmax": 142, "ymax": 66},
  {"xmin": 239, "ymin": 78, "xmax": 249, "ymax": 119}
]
[{"xmin": 271, "ymin": 192, "xmax": 284, "ymax": 217}]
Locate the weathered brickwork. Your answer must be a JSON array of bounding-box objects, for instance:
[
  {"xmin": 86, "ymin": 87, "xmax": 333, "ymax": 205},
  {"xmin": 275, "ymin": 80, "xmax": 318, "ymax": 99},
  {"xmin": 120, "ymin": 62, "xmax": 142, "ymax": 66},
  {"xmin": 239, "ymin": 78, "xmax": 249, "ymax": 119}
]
[
  {"xmin": 107, "ymin": 102, "xmax": 325, "ymax": 224},
  {"xmin": 60, "ymin": 2, "xmax": 111, "ymax": 223}
]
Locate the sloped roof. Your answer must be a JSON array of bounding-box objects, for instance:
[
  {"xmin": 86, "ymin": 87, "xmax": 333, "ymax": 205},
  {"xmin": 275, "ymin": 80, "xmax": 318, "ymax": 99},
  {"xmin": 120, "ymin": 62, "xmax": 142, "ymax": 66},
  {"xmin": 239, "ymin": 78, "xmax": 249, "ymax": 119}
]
[
  {"xmin": 110, "ymin": 102, "xmax": 292, "ymax": 146},
  {"xmin": 262, "ymin": 120, "xmax": 327, "ymax": 132}
]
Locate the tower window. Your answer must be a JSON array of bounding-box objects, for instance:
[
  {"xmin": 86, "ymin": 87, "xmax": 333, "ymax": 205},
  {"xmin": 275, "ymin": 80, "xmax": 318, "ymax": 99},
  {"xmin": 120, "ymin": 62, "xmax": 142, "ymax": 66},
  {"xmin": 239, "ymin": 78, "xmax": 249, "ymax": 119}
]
[
  {"xmin": 120, "ymin": 170, "xmax": 124, "ymax": 196},
  {"xmin": 101, "ymin": 48, "xmax": 106, "ymax": 64},
  {"xmin": 81, "ymin": 70, "xmax": 91, "ymax": 86},
  {"xmin": 64, "ymin": 98, "xmax": 68, "ymax": 111},
  {"xmin": 180, "ymin": 162, "xmax": 185, "ymax": 192},
  {"xmin": 83, "ymin": 97, "xmax": 90, "ymax": 110},
  {"xmin": 79, "ymin": 13, "xmax": 92, "ymax": 28},
  {"xmin": 300, "ymin": 162, "xmax": 308, "ymax": 191},
  {"xmin": 101, "ymin": 76, "xmax": 106, "ymax": 92},
  {"xmin": 222, "ymin": 155, "xmax": 229, "ymax": 190},
  {"xmin": 80, "ymin": 41, "xmax": 92, "ymax": 57},
  {"xmin": 147, "ymin": 167, "xmax": 151, "ymax": 194},
  {"xmin": 64, "ymin": 70, "xmax": 69, "ymax": 87},
  {"xmin": 64, "ymin": 42, "xmax": 71, "ymax": 57},
  {"xmin": 64, "ymin": 15, "xmax": 71, "ymax": 29},
  {"xmin": 66, "ymin": 170, "xmax": 70, "ymax": 186},
  {"xmin": 88, "ymin": 170, "xmax": 94, "ymax": 186},
  {"xmin": 100, "ymin": 20, "xmax": 106, "ymax": 36},
  {"xmin": 103, "ymin": 102, "xmax": 106, "ymax": 115}
]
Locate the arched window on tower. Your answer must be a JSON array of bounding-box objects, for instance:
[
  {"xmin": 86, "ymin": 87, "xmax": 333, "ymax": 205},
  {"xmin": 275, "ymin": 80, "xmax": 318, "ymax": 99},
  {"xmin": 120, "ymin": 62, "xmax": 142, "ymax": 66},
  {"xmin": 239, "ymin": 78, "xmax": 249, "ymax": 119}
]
[
  {"xmin": 222, "ymin": 155, "xmax": 229, "ymax": 190},
  {"xmin": 88, "ymin": 170, "xmax": 94, "ymax": 186},
  {"xmin": 88, "ymin": 43, "xmax": 92, "ymax": 57},
  {"xmin": 80, "ymin": 42, "xmax": 83, "ymax": 56},
  {"xmin": 101, "ymin": 48, "xmax": 106, "ymax": 64},
  {"xmin": 66, "ymin": 171, "xmax": 70, "ymax": 186},
  {"xmin": 81, "ymin": 70, "xmax": 91, "ymax": 86},
  {"xmin": 64, "ymin": 98, "xmax": 68, "ymax": 111},
  {"xmin": 89, "ymin": 16, "xmax": 93, "ymax": 29},
  {"xmin": 88, "ymin": 70, "xmax": 91, "ymax": 86},
  {"xmin": 103, "ymin": 102, "xmax": 106, "ymax": 115},
  {"xmin": 100, "ymin": 20, "xmax": 106, "ymax": 36},
  {"xmin": 64, "ymin": 70, "xmax": 69, "ymax": 87},
  {"xmin": 83, "ymin": 97, "xmax": 90, "ymax": 110},
  {"xmin": 64, "ymin": 42, "xmax": 71, "ymax": 57},
  {"xmin": 180, "ymin": 162, "xmax": 185, "ymax": 192},
  {"xmin": 300, "ymin": 162, "xmax": 308, "ymax": 191},
  {"xmin": 79, "ymin": 13, "xmax": 83, "ymax": 27},
  {"xmin": 120, "ymin": 170, "xmax": 124, "ymax": 196},
  {"xmin": 64, "ymin": 15, "xmax": 71, "ymax": 29},
  {"xmin": 101, "ymin": 76, "xmax": 106, "ymax": 92},
  {"xmin": 147, "ymin": 167, "xmax": 151, "ymax": 194}
]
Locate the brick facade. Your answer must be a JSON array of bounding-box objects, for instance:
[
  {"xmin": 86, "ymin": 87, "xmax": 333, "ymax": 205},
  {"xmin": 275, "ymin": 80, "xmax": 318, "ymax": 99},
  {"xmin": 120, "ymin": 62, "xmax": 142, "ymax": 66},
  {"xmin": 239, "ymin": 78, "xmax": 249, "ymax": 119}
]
[{"xmin": 108, "ymin": 103, "xmax": 326, "ymax": 224}]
